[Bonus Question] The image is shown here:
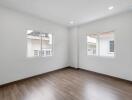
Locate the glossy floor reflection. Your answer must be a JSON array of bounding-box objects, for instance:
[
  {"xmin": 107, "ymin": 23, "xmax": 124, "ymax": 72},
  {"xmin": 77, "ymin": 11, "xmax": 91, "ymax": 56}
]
[{"xmin": 0, "ymin": 68, "xmax": 132, "ymax": 100}]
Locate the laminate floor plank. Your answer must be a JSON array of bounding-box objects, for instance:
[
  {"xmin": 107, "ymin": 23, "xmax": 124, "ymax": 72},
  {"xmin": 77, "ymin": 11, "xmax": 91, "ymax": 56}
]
[{"xmin": 0, "ymin": 68, "xmax": 132, "ymax": 100}]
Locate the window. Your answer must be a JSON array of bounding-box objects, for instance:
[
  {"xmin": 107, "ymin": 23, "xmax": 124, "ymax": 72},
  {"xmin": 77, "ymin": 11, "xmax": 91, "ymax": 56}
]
[
  {"xmin": 87, "ymin": 34, "xmax": 98, "ymax": 56},
  {"xmin": 27, "ymin": 30, "xmax": 53, "ymax": 57},
  {"xmin": 87, "ymin": 32, "xmax": 115, "ymax": 57},
  {"xmin": 109, "ymin": 40, "xmax": 114, "ymax": 52}
]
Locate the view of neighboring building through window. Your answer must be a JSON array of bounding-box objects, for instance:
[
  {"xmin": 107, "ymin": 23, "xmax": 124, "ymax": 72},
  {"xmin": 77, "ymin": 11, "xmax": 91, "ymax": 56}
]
[
  {"xmin": 87, "ymin": 32, "xmax": 115, "ymax": 57},
  {"xmin": 27, "ymin": 30, "xmax": 52, "ymax": 57},
  {"xmin": 109, "ymin": 40, "xmax": 114, "ymax": 52},
  {"xmin": 87, "ymin": 34, "xmax": 98, "ymax": 56},
  {"xmin": 99, "ymin": 32, "xmax": 114, "ymax": 57}
]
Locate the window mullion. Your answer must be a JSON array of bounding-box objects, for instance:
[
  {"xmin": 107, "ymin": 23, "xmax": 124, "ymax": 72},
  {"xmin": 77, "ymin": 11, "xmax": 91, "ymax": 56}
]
[
  {"xmin": 40, "ymin": 35, "xmax": 42, "ymax": 57},
  {"xmin": 98, "ymin": 34, "xmax": 100, "ymax": 56}
]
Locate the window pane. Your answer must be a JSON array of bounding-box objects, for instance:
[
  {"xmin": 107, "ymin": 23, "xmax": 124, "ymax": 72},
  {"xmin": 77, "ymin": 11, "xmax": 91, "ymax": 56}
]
[
  {"xmin": 87, "ymin": 34, "xmax": 98, "ymax": 56},
  {"xmin": 109, "ymin": 40, "xmax": 114, "ymax": 52},
  {"xmin": 27, "ymin": 30, "xmax": 53, "ymax": 57},
  {"xmin": 27, "ymin": 30, "xmax": 41, "ymax": 57},
  {"xmin": 99, "ymin": 32, "xmax": 115, "ymax": 57},
  {"xmin": 41, "ymin": 33, "xmax": 52, "ymax": 57}
]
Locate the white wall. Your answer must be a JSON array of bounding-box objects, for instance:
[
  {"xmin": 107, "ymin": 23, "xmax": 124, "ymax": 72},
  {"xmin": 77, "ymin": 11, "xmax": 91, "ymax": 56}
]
[
  {"xmin": 70, "ymin": 11, "xmax": 132, "ymax": 81},
  {"xmin": 69, "ymin": 27, "xmax": 78, "ymax": 68},
  {"xmin": 0, "ymin": 6, "xmax": 69, "ymax": 85},
  {"xmin": 1, "ymin": 6, "xmax": 132, "ymax": 85}
]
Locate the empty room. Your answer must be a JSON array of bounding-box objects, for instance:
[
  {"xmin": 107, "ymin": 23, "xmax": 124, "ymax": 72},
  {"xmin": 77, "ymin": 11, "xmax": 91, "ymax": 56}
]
[{"xmin": 0, "ymin": 0, "xmax": 132, "ymax": 100}]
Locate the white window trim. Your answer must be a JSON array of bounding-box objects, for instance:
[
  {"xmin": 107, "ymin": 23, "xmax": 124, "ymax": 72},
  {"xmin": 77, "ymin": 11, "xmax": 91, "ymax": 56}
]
[
  {"xmin": 87, "ymin": 31, "xmax": 115, "ymax": 58},
  {"xmin": 26, "ymin": 30, "xmax": 54, "ymax": 58}
]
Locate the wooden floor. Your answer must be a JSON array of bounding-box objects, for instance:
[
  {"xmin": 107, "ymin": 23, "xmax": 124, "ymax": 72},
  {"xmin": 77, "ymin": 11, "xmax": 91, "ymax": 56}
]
[{"xmin": 0, "ymin": 67, "xmax": 132, "ymax": 100}]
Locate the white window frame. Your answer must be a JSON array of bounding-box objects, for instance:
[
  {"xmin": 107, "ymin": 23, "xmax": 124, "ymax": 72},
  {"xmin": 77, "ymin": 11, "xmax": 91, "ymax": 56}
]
[
  {"xmin": 87, "ymin": 31, "xmax": 115, "ymax": 58},
  {"xmin": 26, "ymin": 30, "xmax": 53, "ymax": 58}
]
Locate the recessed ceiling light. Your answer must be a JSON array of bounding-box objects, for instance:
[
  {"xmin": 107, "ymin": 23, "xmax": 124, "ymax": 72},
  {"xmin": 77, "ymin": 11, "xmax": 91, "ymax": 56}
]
[
  {"xmin": 69, "ymin": 21, "xmax": 74, "ymax": 25},
  {"xmin": 108, "ymin": 6, "xmax": 114, "ymax": 10}
]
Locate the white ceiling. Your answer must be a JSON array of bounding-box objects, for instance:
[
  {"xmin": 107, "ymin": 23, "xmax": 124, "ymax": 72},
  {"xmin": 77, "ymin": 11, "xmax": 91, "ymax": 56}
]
[{"xmin": 0, "ymin": 0, "xmax": 132, "ymax": 27}]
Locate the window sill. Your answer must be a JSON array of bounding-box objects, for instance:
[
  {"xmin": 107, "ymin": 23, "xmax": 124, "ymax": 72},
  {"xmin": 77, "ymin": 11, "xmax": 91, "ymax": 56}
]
[{"xmin": 87, "ymin": 55, "xmax": 115, "ymax": 59}]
